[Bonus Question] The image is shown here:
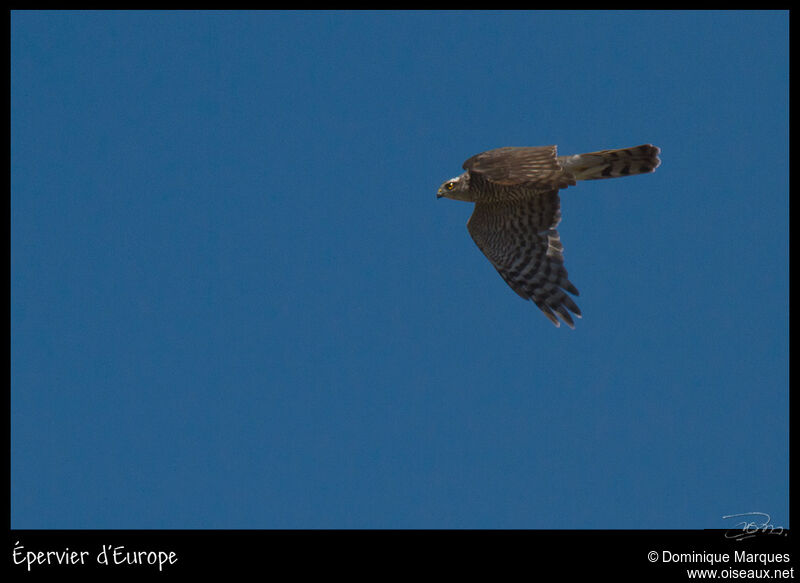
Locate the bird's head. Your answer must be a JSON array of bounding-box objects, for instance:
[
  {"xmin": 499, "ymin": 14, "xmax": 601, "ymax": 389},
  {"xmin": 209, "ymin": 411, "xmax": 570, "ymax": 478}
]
[{"xmin": 436, "ymin": 173, "xmax": 471, "ymax": 201}]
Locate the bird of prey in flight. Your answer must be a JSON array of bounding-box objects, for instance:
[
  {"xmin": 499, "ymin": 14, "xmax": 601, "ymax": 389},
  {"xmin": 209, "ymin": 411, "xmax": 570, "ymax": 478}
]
[{"xmin": 437, "ymin": 143, "xmax": 661, "ymax": 328}]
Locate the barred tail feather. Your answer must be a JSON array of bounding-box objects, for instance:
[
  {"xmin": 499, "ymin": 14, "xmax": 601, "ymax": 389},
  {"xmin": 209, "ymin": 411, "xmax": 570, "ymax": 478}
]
[{"xmin": 560, "ymin": 144, "xmax": 661, "ymax": 181}]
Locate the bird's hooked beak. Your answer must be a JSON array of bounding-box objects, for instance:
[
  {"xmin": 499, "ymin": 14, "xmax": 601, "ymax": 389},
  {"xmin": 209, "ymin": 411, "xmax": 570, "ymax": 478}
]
[{"xmin": 436, "ymin": 189, "xmax": 443, "ymax": 199}]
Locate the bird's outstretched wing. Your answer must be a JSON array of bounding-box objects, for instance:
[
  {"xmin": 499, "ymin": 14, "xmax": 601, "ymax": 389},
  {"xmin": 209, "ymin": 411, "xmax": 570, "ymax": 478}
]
[
  {"xmin": 463, "ymin": 146, "xmax": 576, "ymax": 191},
  {"xmin": 466, "ymin": 190, "xmax": 581, "ymax": 328}
]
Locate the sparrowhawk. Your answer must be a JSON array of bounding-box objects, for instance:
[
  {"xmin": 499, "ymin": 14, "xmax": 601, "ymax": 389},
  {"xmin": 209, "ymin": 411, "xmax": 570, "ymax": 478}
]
[{"xmin": 437, "ymin": 144, "xmax": 661, "ymax": 328}]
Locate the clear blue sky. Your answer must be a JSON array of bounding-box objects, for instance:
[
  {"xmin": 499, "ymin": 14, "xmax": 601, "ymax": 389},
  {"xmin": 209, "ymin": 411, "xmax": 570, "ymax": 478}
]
[{"xmin": 11, "ymin": 11, "xmax": 789, "ymax": 529}]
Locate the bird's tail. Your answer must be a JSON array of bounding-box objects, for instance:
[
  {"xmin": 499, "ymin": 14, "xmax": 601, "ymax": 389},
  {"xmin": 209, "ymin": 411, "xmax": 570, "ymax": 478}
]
[{"xmin": 559, "ymin": 144, "xmax": 661, "ymax": 181}]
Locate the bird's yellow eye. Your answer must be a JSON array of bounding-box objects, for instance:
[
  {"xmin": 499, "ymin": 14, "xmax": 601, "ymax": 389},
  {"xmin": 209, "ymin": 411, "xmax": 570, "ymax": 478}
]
[{"xmin": 446, "ymin": 182, "xmax": 455, "ymax": 190}]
